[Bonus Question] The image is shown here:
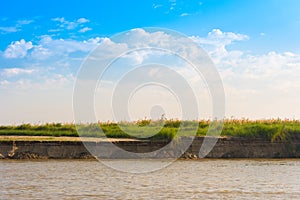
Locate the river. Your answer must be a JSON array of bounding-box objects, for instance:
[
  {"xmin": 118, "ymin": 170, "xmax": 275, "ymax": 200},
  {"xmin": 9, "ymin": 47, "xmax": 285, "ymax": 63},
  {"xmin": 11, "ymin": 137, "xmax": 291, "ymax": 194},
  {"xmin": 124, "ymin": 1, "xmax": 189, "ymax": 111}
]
[{"xmin": 0, "ymin": 159, "xmax": 299, "ymax": 199}]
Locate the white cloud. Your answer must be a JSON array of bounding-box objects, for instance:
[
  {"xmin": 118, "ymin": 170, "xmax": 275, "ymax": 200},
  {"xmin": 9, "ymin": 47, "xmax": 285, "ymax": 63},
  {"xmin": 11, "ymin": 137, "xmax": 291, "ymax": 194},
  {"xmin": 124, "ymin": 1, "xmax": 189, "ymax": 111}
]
[
  {"xmin": 17, "ymin": 19, "xmax": 34, "ymax": 25},
  {"xmin": 88, "ymin": 37, "xmax": 128, "ymax": 61},
  {"xmin": 208, "ymin": 29, "xmax": 248, "ymax": 41},
  {"xmin": 169, "ymin": 0, "xmax": 176, "ymax": 10},
  {"xmin": 122, "ymin": 49, "xmax": 150, "ymax": 65},
  {"xmin": 219, "ymin": 51, "xmax": 300, "ymax": 90},
  {"xmin": 1, "ymin": 35, "xmax": 104, "ymax": 91},
  {"xmin": 2, "ymin": 34, "xmax": 105, "ymax": 66},
  {"xmin": 155, "ymin": 0, "xmax": 202, "ymax": 16},
  {"xmin": 44, "ymin": 73, "xmax": 75, "ymax": 88},
  {"xmin": 121, "ymin": 28, "xmax": 172, "ymax": 48},
  {"xmin": 77, "ymin": 18, "xmax": 89, "ymax": 24},
  {"xmin": 0, "ymin": 26, "xmax": 18, "ymax": 33},
  {"xmin": 189, "ymin": 29, "xmax": 300, "ymax": 118},
  {"xmin": 65, "ymin": 22, "xmax": 77, "ymax": 30},
  {"xmin": 79, "ymin": 27, "xmax": 92, "ymax": 33},
  {"xmin": 30, "ymin": 44, "xmax": 52, "ymax": 60},
  {"xmin": 0, "ymin": 72, "xmax": 74, "ymax": 90},
  {"xmin": 1, "ymin": 28, "xmax": 300, "ymax": 122},
  {"xmin": 43, "ymin": 36, "xmax": 101, "ymax": 52},
  {"xmin": 191, "ymin": 29, "xmax": 249, "ymax": 63},
  {"xmin": 152, "ymin": 4, "xmax": 162, "ymax": 9},
  {"xmin": 0, "ymin": 80, "xmax": 9, "ymax": 86},
  {"xmin": 1, "ymin": 68, "xmax": 36, "ymax": 77},
  {"xmin": 28, "ymin": 35, "xmax": 104, "ymax": 59},
  {"xmin": 48, "ymin": 29, "xmax": 61, "ymax": 32},
  {"xmin": 106, "ymin": 28, "xmax": 300, "ymax": 119},
  {"xmin": 52, "ymin": 17, "xmax": 65, "ymax": 23},
  {"xmin": 260, "ymin": 32, "xmax": 266, "ymax": 36},
  {"xmin": 3, "ymin": 39, "xmax": 33, "ymax": 58},
  {"xmin": 86, "ymin": 37, "xmax": 103, "ymax": 44},
  {"xmin": 52, "ymin": 17, "xmax": 90, "ymax": 31},
  {"xmin": 180, "ymin": 13, "xmax": 189, "ymax": 17},
  {"xmin": 0, "ymin": 19, "xmax": 34, "ymax": 34}
]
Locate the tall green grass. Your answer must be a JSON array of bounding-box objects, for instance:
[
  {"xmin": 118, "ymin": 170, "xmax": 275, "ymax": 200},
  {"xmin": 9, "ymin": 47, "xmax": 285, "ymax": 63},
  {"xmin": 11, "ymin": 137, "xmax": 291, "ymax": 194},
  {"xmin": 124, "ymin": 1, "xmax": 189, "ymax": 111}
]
[{"xmin": 0, "ymin": 119, "xmax": 299, "ymax": 141}]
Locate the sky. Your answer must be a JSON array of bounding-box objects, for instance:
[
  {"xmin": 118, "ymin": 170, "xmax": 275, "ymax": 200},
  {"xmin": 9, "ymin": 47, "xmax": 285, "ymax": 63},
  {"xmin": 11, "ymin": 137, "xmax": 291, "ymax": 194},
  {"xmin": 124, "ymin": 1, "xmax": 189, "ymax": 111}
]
[{"xmin": 0, "ymin": 0, "xmax": 300, "ymax": 124}]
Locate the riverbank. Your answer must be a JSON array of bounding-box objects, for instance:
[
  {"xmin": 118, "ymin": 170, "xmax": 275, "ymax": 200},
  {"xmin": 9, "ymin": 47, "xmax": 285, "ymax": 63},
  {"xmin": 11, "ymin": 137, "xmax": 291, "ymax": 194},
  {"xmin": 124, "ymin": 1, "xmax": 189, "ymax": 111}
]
[{"xmin": 1, "ymin": 136, "xmax": 300, "ymax": 159}]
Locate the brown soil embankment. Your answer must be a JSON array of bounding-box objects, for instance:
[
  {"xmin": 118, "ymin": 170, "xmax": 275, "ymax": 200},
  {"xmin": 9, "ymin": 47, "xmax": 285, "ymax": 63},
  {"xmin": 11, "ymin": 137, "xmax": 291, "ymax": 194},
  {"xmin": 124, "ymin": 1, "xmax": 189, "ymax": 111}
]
[{"xmin": 0, "ymin": 136, "xmax": 300, "ymax": 159}]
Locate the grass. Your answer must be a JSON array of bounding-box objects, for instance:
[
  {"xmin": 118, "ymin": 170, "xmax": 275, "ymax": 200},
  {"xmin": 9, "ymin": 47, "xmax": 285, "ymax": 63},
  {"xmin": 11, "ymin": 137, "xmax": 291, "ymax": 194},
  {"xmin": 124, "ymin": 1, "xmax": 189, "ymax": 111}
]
[{"xmin": 0, "ymin": 119, "xmax": 300, "ymax": 141}]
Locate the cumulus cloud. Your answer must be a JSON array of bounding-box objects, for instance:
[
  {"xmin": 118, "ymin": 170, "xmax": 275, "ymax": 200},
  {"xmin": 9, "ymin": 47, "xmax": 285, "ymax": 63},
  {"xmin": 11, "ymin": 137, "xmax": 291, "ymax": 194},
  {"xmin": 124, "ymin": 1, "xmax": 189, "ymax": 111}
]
[
  {"xmin": 106, "ymin": 28, "xmax": 300, "ymax": 119},
  {"xmin": 27, "ymin": 35, "xmax": 104, "ymax": 60},
  {"xmin": 1, "ymin": 28, "xmax": 300, "ymax": 121},
  {"xmin": 47, "ymin": 35, "xmax": 100, "ymax": 51},
  {"xmin": 0, "ymin": 35, "xmax": 105, "ymax": 93},
  {"xmin": 86, "ymin": 37, "xmax": 103, "ymax": 44},
  {"xmin": 189, "ymin": 29, "xmax": 300, "ymax": 118},
  {"xmin": 79, "ymin": 27, "xmax": 92, "ymax": 33},
  {"xmin": 208, "ymin": 29, "xmax": 249, "ymax": 42},
  {"xmin": 219, "ymin": 50, "xmax": 300, "ymax": 91},
  {"xmin": 120, "ymin": 28, "xmax": 172, "ymax": 49},
  {"xmin": 191, "ymin": 29, "xmax": 249, "ymax": 62},
  {"xmin": 3, "ymin": 39, "xmax": 33, "ymax": 58},
  {"xmin": 52, "ymin": 17, "xmax": 90, "ymax": 31},
  {"xmin": 30, "ymin": 45, "xmax": 52, "ymax": 60}
]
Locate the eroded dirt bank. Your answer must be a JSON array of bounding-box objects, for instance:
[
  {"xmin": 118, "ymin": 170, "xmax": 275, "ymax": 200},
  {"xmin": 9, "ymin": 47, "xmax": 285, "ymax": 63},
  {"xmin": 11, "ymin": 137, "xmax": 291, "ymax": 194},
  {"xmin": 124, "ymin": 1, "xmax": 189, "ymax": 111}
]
[{"xmin": 0, "ymin": 137, "xmax": 300, "ymax": 159}]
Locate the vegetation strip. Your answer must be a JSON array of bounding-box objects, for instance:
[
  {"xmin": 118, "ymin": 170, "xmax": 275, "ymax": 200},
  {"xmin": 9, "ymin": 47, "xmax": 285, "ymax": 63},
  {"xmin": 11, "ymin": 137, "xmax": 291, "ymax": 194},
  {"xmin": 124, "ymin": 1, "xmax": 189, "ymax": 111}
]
[{"xmin": 0, "ymin": 119, "xmax": 299, "ymax": 142}]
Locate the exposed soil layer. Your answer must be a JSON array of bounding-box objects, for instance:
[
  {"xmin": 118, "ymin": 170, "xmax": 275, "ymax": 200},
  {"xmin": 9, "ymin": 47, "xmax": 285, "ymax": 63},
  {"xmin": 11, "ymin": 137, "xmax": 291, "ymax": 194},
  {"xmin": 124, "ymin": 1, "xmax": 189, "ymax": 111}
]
[{"xmin": 1, "ymin": 137, "xmax": 300, "ymax": 159}]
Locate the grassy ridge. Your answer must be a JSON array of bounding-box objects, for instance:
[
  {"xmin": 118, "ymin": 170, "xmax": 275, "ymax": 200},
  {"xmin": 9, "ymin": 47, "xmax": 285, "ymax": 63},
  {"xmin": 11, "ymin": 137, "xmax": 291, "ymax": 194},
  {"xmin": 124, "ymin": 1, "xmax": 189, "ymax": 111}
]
[{"xmin": 0, "ymin": 119, "xmax": 300, "ymax": 141}]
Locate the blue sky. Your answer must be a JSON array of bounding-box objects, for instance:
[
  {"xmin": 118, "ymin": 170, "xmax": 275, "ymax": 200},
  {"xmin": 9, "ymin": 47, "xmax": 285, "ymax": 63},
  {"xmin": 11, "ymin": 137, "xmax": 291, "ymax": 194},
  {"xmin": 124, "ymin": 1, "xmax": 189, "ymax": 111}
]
[
  {"xmin": 1, "ymin": 0, "xmax": 300, "ymax": 124},
  {"xmin": 1, "ymin": 0, "xmax": 300, "ymax": 52}
]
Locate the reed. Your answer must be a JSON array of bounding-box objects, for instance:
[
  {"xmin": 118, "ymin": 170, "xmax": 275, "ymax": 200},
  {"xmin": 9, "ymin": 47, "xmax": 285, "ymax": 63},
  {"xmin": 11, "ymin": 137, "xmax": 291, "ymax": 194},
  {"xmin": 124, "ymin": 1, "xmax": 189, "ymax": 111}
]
[{"xmin": 0, "ymin": 119, "xmax": 299, "ymax": 141}]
